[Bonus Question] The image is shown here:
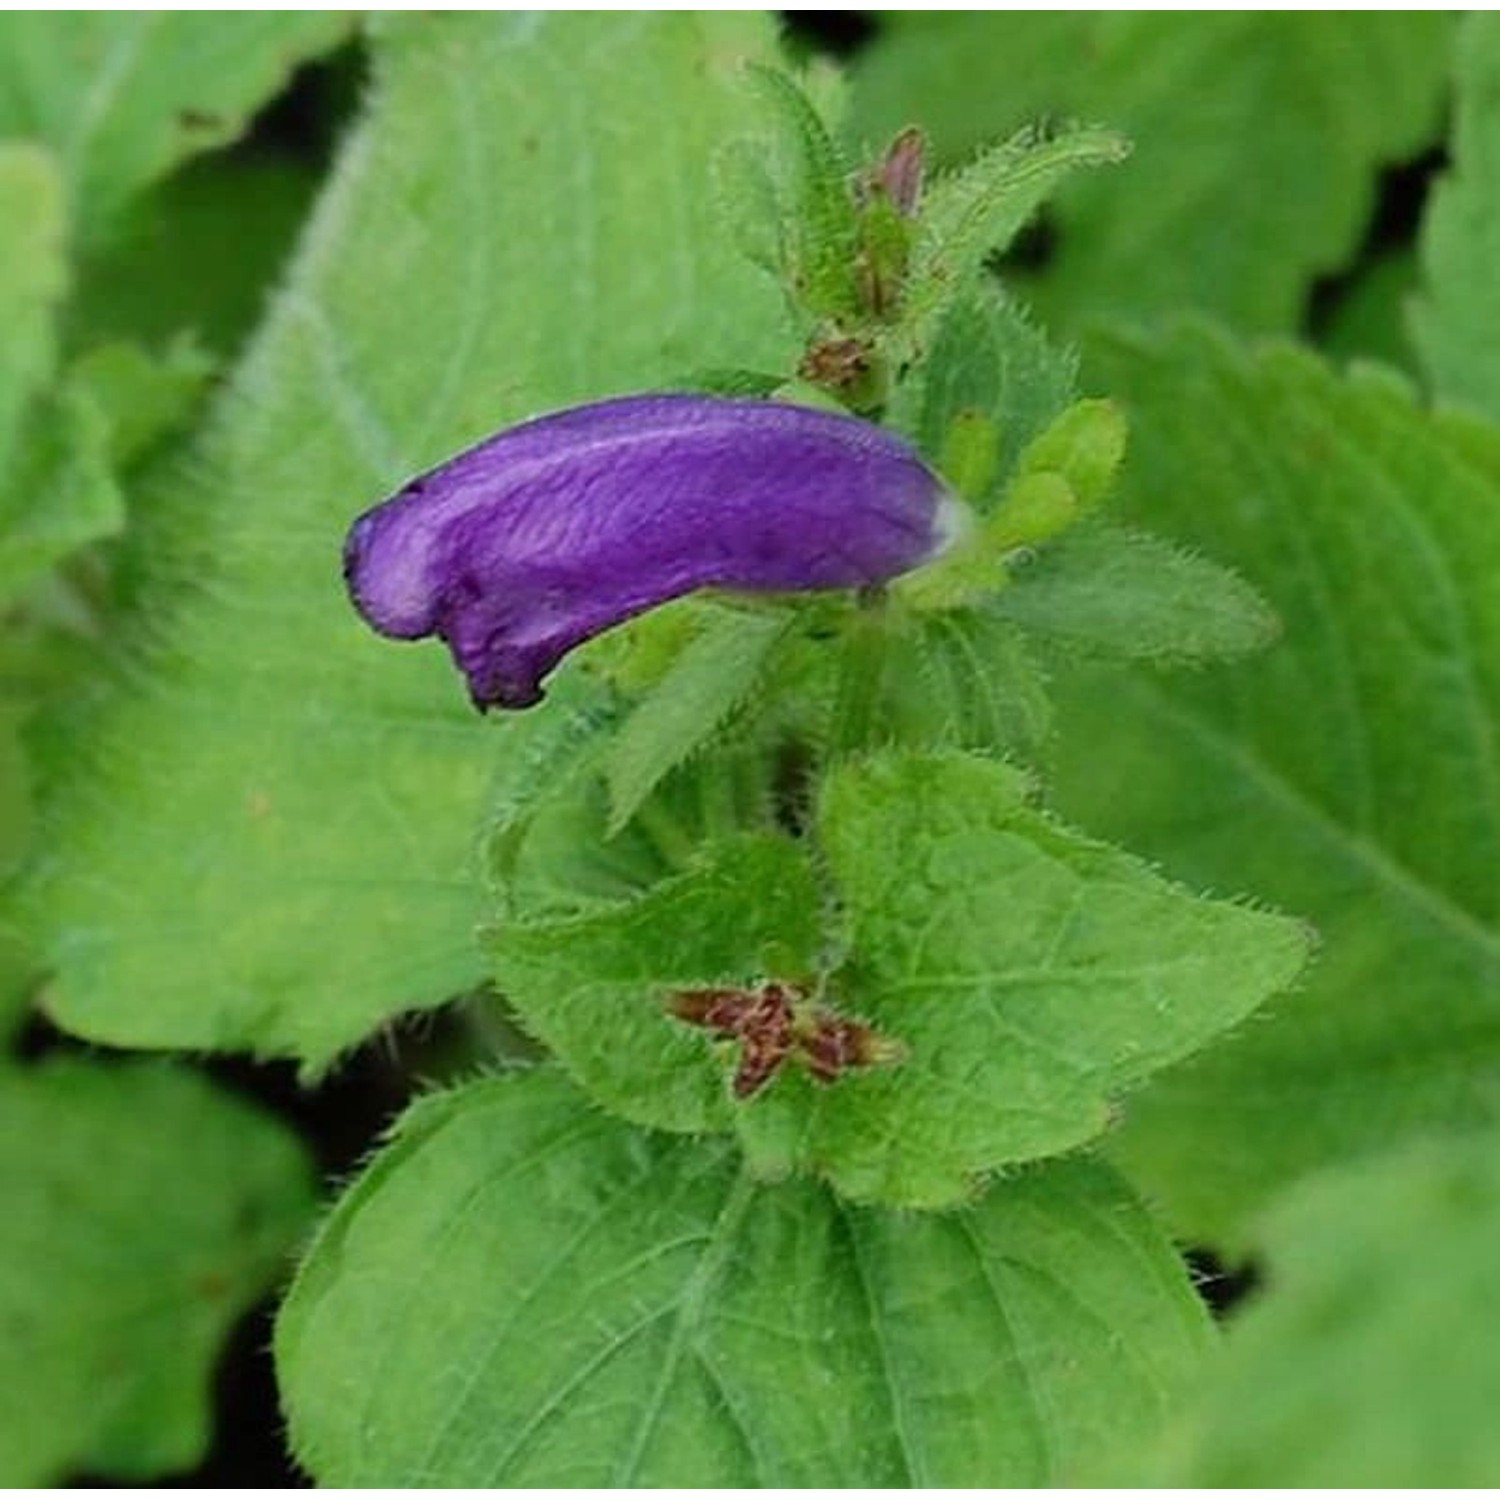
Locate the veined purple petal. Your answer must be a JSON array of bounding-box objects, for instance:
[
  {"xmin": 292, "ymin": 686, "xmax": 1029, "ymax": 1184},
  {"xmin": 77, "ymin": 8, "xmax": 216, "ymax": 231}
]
[{"xmin": 344, "ymin": 393, "xmax": 965, "ymax": 710}]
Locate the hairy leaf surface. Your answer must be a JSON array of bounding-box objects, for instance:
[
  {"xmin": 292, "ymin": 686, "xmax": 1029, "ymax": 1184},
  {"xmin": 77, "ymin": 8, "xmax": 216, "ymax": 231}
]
[
  {"xmin": 277, "ymin": 1069, "xmax": 1211, "ymax": 1487},
  {"xmin": 991, "ymin": 523, "xmax": 1279, "ymax": 664},
  {"xmin": 20, "ymin": 14, "xmax": 795, "ymax": 1065},
  {"xmin": 490, "ymin": 751, "xmax": 1308, "ymax": 1206},
  {"xmin": 1051, "ymin": 324, "xmax": 1500, "ymax": 1239}
]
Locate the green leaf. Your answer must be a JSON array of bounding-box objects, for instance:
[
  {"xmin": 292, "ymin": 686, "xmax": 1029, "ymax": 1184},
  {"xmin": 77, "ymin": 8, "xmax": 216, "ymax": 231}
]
[
  {"xmin": 0, "ymin": 699, "xmax": 37, "ymax": 1042},
  {"xmin": 605, "ymin": 607, "xmax": 790, "ymax": 836},
  {"xmin": 71, "ymin": 152, "xmax": 322, "ymax": 359},
  {"xmin": 887, "ymin": 284, "xmax": 1077, "ymax": 498},
  {"xmin": 785, "ymin": 751, "xmax": 1308, "ymax": 1204},
  {"xmin": 740, "ymin": 66, "xmax": 862, "ymax": 322},
  {"xmin": 65, "ymin": 339, "xmax": 215, "ymax": 471},
  {"xmin": 0, "ymin": 379, "xmax": 124, "ymax": 605},
  {"xmin": 861, "ymin": 607, "xmax": 1054, "ymax": 762},
  {"xmin": 488, "ymin": 834, "xmax": 823, "ymax": 1135},
  {"xmin": 1048, "ymin": 323, "xmax": 1500, "ymax": 1240},
  {"xmin": 0, "ymin": 1058, "xmax": 315, "ymax": 1485},
  {"xmin": 1013, "ymin": 397, "xmax": 1127, "ymax": 513},
  {"xmin": 900, "ymin": 121, "xmax": 1127, "ymax": 342},
  {"xmin": 1320, "ymin": 248, "xmax": 1419, "ymax": 372},
  {"xmin": 990, "ymin": 522, "xmax": 1280, "ymax": 664},
  {"xmin": 0, "ymin": 13, "xmax": 350, "ymax": 242},
  {"xmin": 852, "ymin": 14, "xmax": 1452, "ymax": 334},
  {"xmin": 1413, "ymin": 14, "xmax": 1500, "ymax": 423},
  {"xmin": 490, "ymin": 751, "xmax": 1307, "ymax": 1207},
  {"xmin": 1149, "ymin": 1135, "xmax": 1500, "ymax": 1486},
  {"xmin": 0, "ymin": 143, "xmax": 122, "ymax": 604},
  {"xmin": 485, "ymin": 676, "xmax": 625, "ymax": 915},
  {"xmin": 18, "ymin": 14, "xmax": 797, "ymax": 1067},
  {"xmin": 0, "ymin": 143, "xmax": 67, "ymax": 470},
  {"xmin": 276, "ymin": 1068, "xmax": 1212, "ymax": 1486}
]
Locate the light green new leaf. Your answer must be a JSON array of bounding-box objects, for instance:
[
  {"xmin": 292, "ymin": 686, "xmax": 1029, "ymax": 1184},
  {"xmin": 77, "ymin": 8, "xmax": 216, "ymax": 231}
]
[
  {"xmin": 1413, "ymin": 14, "xmax": 1500, "ymax": 423},
  {"xmin": 1050, "ymin": 323, "xmax": 1500, "ymax": 1240},
  {"xmin": 277, "ymin": 1068, "xmax": 1212, "ymax": 1487},
  {"xmin": 1150, "ymin": 1135, "xmax": 1500, "ymax": 1486},
  {"xmin": 605, "ymin": 607, "xmax": 789, "ymax": 835},
  {"xmin": 19, "ymin": 14, "xmax": 797, "ymax": 1067},
  {"xmin": 852, "ymin": 13, "xmax": 1452, "ymax": 334},
  {"xmin": 0, "ymin": 13, "xmax": 349, "ymax": 242},
  {"xmin": 490, "ymin": 751, "xmax": 1307, "ymax": 1207},
  {"xmin": 0, "ymin": 1058, "xmax": 315, "ymax": 1486},
  {"xmin": 990, "ymin": 523, "xmax": 1279, "ymax": 664}
]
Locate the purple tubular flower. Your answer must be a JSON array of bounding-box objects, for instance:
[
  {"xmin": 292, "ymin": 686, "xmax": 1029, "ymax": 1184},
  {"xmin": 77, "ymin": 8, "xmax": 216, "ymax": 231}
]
[{"xmin": 343, "ymin": 393, "xmax": 965, "ymax": 710}]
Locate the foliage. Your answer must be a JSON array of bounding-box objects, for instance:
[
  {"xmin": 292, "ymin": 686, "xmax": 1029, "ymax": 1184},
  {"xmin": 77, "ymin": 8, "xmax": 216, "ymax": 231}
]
[
  {"xmin": 850, "ymin": 13, "xmax": 1452, "ymax": 335},
  {"xmin": 0, "ymin": 1060, "xmax": 314, "ymax": 1485},
  {"xmin": 278, "ymin": 1069, "xmax": 1211, "ymax": 1486},
  {"xmin": 0, "ymin": 9, "xmax": 1496, "ymax": 1487},
  {"xmin": 1143, "ymin": 1135, "xmax": 1500, "ymax": 1486}
]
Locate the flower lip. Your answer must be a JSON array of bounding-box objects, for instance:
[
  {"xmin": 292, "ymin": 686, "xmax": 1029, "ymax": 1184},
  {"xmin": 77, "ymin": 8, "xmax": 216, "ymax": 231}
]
[{"xmin": 343, "ymin": 392, "xmax": 960, "ymax": 710}]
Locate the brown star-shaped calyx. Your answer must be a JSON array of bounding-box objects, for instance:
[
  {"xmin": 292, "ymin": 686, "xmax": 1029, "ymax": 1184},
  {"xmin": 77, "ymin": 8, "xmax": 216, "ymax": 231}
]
[{"xmin": 668, "ymin": 980, "xmax": 903, "ymax": 1099}]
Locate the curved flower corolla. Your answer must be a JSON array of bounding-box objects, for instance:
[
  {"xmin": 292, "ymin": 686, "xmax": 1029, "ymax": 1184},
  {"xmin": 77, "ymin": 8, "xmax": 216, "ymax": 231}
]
[{"xmin": 344, "ymin": 393, "xmax": 965, "ymax": 710}]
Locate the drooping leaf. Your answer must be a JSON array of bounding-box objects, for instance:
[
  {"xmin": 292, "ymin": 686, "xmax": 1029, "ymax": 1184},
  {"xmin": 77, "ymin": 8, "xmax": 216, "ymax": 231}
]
[
  {"xmin": 0, "ymin": 1058, "xmax": 315, "ymax": 1485},
  {"xmin": 276, "ymin": 1068, "xmax": 1212, "ymax": 1487},
  {"xmin": 1148, "ymin": 1134, "xmax": 1500, "ymax": 1486},
  {"xmin": 0, "ymin": 13, "xmax": 350, "ymax": 242},
  {"xmin": 851, "ymin": 13, "xmax": 1452, "ymax": 334},
  {"xmin": 990, "ymin": 523, "xmax": 1280, "ymax": 664},
  {"xmin": 17, "ymin": 14, "xmax": 797, "ymax": 1067},
  {"xmin": 1049, "ymin": 322, "xmax": 1500, "ymax": 1240},
  {"xmin": 489, "ymin": 751, "xmax": 1308, "ymax": 1207},
  {"xmin": 1413, "ymin": 13, "xmax": 1500, "ymax": 423}
]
